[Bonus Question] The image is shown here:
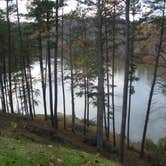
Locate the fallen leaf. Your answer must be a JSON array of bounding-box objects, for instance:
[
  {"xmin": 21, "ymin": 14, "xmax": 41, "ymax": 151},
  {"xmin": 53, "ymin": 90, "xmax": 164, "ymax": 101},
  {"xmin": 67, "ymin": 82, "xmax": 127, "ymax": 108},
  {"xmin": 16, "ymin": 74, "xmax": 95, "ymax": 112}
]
[
  {"xmin": 48, "ymin": 145, "xmax": 53, "ymax": 148},
  {"xmin": 96, "ymin": 153, "xmax": 100, "ymax": 157},
  {"xmin": 83, "ymin": 160, "xmax": 91, "ymax": 166},
  {"xmin": 57, "ymin": 158, "xmax": 63, "ymax": 163},
  {"xmin": 49, "ymin": 162, "xmax": 54, "ymax": 166}
]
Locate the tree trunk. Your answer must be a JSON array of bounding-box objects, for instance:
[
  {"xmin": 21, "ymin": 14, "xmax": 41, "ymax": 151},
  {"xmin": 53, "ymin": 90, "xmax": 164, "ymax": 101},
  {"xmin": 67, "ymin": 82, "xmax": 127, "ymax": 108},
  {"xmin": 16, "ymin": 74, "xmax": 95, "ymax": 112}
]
[
  {"xmin": 127, "ymin": 1, "xmax": 136, "ymax": 149},
  {"xmin": 27, "ymin": 54, "xmax": 36, "ymax": 118},
  {"xmin": 127, "ymin": 72, "xmax": 132, "ymax": 148},
  {"xmin": 105, "ymin": 21, "xmax": 110, "ymax": 139},
  {"xmin": 24, "ymin": 63, "xmax": 33, "ymax": 119},
  {"xmin": 96, "ymin": 0, "xmax": 104, "ymax": 151},
  {"xmin": 87, "ymin": 78, "xmax": 90, "ymax": 127},
  {"xmin": 38, "ymin": 33, "xmax": 47, "ymax": 120},
  {"xmin": 61, "ymin": 5, "xmax": 66, "ymax": 129},
  {"xmin": 112, "ymin": 3, "xmax": 116, "ymax": 147},
  {"xmin": 0, "ymin": 72, "xmax": 6, "ymax": 112},
  {"xmin": 69, "ymin": 28, "xmax": 75, "ymax": 133},
  {"xmin": 119, "ymin": 0, "xmax": 130, "ymax": 163},
  {"xmin": 84, "ymin": 77, "xmax": 87, "ymax": 135},
  {"xmin": 6, "ymin": 0, "xmax": 14, "ymax": 114},
  {"xmin": 2, "ymin": 57, "xmax": 9, "ymax": 113},
  {"xmin": 46, "ymin": 10, "xmax": 55, "ymax": 128},
  {"xmin": 54, "ymin": 0, "xmax": 59, "ymax": 129}
]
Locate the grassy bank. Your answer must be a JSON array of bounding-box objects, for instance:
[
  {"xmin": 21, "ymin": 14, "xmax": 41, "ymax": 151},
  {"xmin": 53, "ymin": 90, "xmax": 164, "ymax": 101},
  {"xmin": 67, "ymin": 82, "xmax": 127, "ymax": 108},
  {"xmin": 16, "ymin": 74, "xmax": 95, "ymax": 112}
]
[
  {"xmin": 0, "ymin": 113, "xmax": 120, "ymax": 166},
  {"xmin": 0, "ymin": 136, "xmax": 119, "ymax": 166}
]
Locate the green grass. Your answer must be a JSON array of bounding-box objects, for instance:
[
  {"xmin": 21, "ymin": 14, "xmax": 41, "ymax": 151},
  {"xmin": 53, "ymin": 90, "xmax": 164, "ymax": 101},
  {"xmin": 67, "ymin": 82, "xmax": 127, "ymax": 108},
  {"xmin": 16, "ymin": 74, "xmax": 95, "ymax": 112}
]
[{"xmin": 0, "ymin": 136, "xmax": 119, "ymax": 166}]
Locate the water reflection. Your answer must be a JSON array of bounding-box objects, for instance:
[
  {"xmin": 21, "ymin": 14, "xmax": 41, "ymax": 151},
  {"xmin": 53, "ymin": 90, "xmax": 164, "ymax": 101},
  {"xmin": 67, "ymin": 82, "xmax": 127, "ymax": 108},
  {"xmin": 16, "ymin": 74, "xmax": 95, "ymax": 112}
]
[{"xmin": 31, "ymin": 60, "xmax": 166, "ymax": 143}]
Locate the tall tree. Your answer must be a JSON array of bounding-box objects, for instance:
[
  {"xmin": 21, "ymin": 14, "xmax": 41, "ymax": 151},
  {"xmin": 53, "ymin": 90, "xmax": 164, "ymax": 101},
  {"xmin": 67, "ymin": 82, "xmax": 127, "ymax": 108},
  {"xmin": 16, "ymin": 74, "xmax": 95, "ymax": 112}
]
[
  {"xmin": 46, "ymin": 4, "xmax": 55, "ymax": 127},
  {"xmin": 0, "ymin": 72, "xmax": 6, "ymax": 112},
  {"xmin": 38, "ymin": 32, "xmax": 48, "ymax": 120},
  {"xmin": 111, "ymin": 1, "xmax": 116, "ymax": 147},
  {"xmin": 6, "ymin": 0, "xmax": 14, "ymax": 113},
  {"xmin": 60, "ymin": 2, "xmax": 66, "ymax": 129},
  {"xmin": 103, "ymin": 8, "xmax": 110, "ymax": 138},
  {"xmin": 119, "ymin": 0, "xmax": 130, "ymax": 163},
  {"xmin": 140, "ymin": 0, "xmax": 166, "ymax": 158},
  {"xmin": 54, "ymin": 0, "xmax": 59, "ymax": 129},
  {"xmin": 0, "ymin": 11, "xmax": 7, "ymax": 113},
  {"xmin": 69, "ymin": 23, "xmax": 75, "ymax": 133},
  {"xmin": 127, "ymin": 0, "xmax": 139, "ymax": 148},
  {"xmin": 96, "ymin": 0, "xmax": 104, "ymax": 150},
  {"xmin": 27, "ymin": 0, "xmax": 48, "ymax": 120}
]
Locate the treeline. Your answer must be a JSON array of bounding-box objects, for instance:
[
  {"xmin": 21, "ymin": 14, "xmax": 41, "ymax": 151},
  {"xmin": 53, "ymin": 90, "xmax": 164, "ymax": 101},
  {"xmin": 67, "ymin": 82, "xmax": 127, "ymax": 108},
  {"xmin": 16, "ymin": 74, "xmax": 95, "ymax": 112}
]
[{"xmin": 0, "ymin": 0, "xmax": 166, "ymax": 164}]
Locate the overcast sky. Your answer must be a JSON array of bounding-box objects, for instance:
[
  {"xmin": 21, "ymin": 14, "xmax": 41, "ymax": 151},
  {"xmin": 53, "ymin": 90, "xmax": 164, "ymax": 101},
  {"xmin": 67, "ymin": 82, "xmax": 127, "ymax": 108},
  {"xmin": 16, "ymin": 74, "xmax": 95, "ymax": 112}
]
[{"xmin": 0, "ymin": 0, "xmax": 78, "ymax": 14}]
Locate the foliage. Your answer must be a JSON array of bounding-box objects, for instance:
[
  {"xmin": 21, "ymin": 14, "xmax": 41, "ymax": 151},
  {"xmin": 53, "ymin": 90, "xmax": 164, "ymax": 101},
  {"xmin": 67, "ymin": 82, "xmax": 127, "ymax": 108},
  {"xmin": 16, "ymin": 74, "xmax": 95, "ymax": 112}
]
[
  {"xmin": 145, "ymin": 139, "xmax": 157, "ymax": 150},
  {"xmin": 10, "ymin": 122, "xmax": 17, "ymax": 129},
  {"xmin": 145, "ymin": 138, "xmax": 166, "ymax": 151},
  {"xmin": 157, "ymin": 137, "xmax": 166, "ymax": 151}
]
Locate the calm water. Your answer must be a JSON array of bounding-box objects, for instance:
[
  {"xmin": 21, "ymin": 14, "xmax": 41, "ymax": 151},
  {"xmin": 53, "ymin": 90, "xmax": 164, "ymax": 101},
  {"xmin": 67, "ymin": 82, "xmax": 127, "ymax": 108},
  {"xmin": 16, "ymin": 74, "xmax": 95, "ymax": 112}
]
[{"xmin": 27, "ymin": 60, "xmax": 166, "ymax": 143}]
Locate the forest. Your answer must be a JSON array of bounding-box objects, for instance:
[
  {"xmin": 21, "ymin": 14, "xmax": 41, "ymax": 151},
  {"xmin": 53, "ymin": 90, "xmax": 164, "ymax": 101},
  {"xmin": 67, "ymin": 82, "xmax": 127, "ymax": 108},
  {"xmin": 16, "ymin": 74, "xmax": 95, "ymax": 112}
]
[{"xmin": 0, "ymin": 0, "xmax": 166, "ymax": 165}]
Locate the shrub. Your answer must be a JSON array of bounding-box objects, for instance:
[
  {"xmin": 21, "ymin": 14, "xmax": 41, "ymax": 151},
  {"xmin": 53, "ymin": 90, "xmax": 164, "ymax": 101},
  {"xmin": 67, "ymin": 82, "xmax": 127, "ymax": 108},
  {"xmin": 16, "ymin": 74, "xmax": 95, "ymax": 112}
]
[
  {"xmin": 145, "ymin": 139, "xmax": 156, "ymax": 150},
  {"xmin": 157, "ymin": 137, "xmax": 166, "ymax": 151}
]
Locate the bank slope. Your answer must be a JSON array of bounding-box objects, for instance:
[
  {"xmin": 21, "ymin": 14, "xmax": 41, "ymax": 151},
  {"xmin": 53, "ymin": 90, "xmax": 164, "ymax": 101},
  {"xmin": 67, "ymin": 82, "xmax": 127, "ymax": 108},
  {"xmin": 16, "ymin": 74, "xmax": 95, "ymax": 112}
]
[{"xmin": 0, "ymin": 136, "xmax": 119, "ymax": 166}]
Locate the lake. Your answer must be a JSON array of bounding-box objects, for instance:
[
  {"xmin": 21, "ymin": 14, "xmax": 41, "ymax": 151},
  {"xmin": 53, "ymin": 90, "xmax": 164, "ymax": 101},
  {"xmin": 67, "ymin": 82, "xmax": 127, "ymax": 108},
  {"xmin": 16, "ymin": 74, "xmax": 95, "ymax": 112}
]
[{"xmin": 21, "ymin": 60, "xmax": 166, "ymax": 143}]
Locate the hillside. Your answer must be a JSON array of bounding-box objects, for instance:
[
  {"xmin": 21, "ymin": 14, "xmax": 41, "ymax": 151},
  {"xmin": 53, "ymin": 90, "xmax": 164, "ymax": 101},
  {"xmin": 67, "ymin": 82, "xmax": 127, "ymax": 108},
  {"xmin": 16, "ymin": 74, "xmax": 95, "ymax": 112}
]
[
  {"xmin": 0, "ymin": 113, "xmax": 119, "ymax": 166},
  {"xmin": 0, "ymin": 113, "xmax": 165, "ymax": 166}
]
